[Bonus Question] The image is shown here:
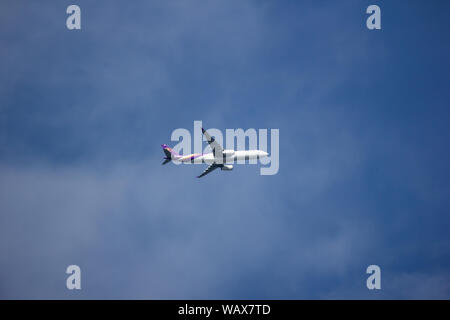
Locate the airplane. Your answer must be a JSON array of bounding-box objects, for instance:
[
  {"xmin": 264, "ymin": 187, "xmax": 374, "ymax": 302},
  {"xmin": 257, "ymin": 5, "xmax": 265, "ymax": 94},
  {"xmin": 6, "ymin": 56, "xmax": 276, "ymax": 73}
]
[{"xmin": 161, "ymin": 128, "xmax": 269, "ymax": 178}]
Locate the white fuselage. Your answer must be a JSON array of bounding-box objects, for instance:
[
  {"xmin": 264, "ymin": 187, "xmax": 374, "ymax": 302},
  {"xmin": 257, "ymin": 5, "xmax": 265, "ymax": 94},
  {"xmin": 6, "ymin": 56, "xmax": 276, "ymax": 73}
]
[{"xmin": 176, "ymin": 150, "xmax": 268, "ymax": 164}]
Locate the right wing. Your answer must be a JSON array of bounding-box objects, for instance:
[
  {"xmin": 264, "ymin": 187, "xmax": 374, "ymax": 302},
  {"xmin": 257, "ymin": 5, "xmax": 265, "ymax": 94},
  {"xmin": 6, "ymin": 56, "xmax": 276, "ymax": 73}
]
[
  {"xmin": 197, "ymin": 163, "xmax": 221, "ymax": 178},
  {"xmin": 202, "ymin": 128, "xmax": 223, "ymax": 159}
]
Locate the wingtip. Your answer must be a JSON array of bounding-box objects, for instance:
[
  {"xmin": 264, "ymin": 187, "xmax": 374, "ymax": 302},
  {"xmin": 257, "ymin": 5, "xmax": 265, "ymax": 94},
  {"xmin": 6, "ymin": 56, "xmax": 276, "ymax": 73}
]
[{"xmin": 201, "ymin": 128, "xmax": 205, "ymax": 133}]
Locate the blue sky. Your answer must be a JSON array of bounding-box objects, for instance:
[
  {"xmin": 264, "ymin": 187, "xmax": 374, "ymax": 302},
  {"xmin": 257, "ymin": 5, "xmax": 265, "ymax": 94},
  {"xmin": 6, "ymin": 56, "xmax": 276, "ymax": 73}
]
[{"xmin": 0, "ymin": 0, "xmax": 449, "ymax": 299}]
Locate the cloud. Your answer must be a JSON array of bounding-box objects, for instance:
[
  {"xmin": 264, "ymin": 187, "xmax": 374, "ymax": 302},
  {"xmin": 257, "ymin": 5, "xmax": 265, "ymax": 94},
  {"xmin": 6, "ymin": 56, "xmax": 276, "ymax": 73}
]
[{"xmin": 1, "ymin": 1, "xmax": 449, "ymax": 299}]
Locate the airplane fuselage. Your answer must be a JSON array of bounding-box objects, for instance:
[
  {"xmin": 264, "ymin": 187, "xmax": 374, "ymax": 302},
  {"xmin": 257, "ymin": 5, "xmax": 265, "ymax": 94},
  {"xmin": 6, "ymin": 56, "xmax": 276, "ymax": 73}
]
[{"xmin": 174, "ymin": 150, "xmax": 268, "ymax": 164}]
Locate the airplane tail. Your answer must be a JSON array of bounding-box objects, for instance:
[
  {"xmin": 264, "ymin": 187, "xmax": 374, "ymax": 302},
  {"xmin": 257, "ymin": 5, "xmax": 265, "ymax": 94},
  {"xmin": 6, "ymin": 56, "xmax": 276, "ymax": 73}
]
[{"xmin": 161, "ymin": 144, "xmax": 180, "ymax": 165}]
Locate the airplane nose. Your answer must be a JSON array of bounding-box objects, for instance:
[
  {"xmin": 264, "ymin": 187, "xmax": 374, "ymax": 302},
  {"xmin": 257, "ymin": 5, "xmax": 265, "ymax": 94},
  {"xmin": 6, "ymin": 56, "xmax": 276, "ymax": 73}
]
[{"xmin": 262, "ymin": 151, "xmax": 269, "ymax": 157}]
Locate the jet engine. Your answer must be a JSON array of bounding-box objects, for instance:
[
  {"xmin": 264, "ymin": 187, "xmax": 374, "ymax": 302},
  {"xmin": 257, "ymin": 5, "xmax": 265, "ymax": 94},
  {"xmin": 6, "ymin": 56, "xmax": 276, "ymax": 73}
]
[{"xmin": 221, "ymin": 164, "xmax": 233, "ymax": 171}]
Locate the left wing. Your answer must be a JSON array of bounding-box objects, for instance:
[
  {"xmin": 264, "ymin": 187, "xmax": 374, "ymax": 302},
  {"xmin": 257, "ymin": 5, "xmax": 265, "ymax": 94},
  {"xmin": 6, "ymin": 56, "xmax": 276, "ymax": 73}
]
[
  {"xmin": 202, "ymin": 128, "xmax": 223, "ymax": 159},
  {"xmin": 197, "ymin": 163, "xmax": 221, "ymax": 178}
]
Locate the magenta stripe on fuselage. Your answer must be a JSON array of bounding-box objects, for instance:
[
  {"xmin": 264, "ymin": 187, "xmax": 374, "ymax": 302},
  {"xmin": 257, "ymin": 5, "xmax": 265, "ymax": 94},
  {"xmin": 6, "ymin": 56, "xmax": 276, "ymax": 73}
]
[{"xmin": 179, "ymin": 153, "xmax": 203, "ymax": 161}]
